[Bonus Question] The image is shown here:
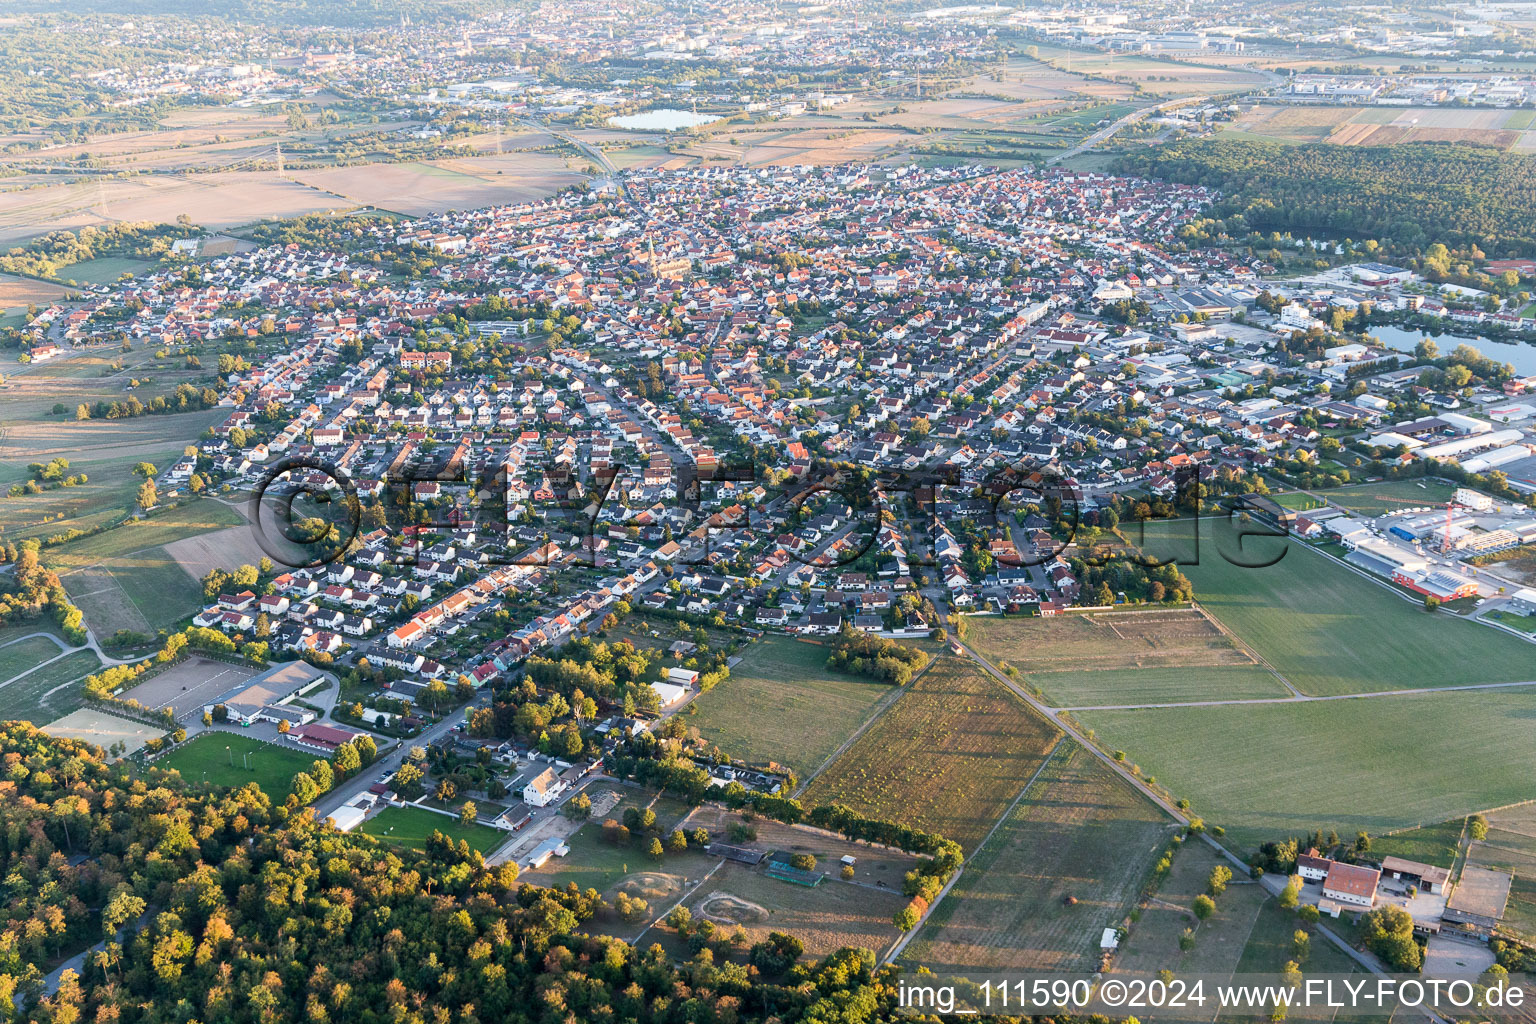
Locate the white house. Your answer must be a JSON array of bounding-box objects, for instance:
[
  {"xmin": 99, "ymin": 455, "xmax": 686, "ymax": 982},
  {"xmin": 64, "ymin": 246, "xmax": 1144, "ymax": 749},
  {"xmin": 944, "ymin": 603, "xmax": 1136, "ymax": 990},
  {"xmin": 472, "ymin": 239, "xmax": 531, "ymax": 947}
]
[{"xmin": 523, "ymin": 767, "xmax": 567, "ymax": 807}]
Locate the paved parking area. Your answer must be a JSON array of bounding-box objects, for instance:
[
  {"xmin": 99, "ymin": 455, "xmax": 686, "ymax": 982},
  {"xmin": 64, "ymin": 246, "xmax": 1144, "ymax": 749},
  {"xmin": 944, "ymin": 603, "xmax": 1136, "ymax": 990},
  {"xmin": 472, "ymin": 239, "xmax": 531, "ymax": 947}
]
[{"xmin": 1424, "ymin": 935, "xmax": 1495, "ymax": 979}]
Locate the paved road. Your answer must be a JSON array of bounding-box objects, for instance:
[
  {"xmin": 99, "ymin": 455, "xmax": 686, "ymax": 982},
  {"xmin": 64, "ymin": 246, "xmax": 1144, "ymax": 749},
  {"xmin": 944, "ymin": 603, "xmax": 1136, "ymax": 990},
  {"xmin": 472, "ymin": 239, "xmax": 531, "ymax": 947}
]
[{"xmin": 1047, "ymin": 95, "xmax": 1208, "ymax": 165}]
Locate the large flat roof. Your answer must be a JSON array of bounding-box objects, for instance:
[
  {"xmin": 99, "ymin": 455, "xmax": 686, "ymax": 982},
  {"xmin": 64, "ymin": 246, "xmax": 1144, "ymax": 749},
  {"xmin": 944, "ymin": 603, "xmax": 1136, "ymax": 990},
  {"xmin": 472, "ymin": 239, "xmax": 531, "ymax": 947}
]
[{"xmin": 209, "ymin": 660, "xmax": 327, "ymax": 716}]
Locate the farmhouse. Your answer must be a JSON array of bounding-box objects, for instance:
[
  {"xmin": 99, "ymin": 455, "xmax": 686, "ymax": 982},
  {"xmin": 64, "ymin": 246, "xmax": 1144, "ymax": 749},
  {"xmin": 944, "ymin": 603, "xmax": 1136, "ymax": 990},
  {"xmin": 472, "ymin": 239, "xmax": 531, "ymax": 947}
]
[
  {"xmin": 1322, "ymin": 861, "xmax": 1380, "ymax": 908},
  {"xmin": 1442, "ymin": 866, "xmax": 1513, "ymax": 939},
  {"xmin": 204, "ymin": 661, "xmax": 330, "ymax": 725}
]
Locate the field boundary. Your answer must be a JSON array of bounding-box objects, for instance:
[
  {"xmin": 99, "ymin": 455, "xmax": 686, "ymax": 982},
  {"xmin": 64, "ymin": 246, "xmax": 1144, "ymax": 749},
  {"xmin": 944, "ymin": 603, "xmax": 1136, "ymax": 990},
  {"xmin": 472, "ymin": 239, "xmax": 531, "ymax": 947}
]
[
  {"xmin": 792, "ymin": 655, "xmax": 937, "ymax": 798},
  {"xmin": 883, "ymin": 735, "xmax": 1066, "ymax": 965}
]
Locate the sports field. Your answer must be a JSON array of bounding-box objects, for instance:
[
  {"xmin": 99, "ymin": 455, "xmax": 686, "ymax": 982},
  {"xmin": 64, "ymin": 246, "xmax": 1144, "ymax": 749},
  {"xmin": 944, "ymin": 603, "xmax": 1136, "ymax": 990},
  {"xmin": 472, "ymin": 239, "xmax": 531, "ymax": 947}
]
[
  {"xmin": 1135, "ymin": 517, "xmax": 1535, "ymax": 696},
  {"xmin": 358, "ymin": 805, "xmax": 507, "ymax": 855},
  {"xmin": 1319, "ymin": 479, "xmax": 1456, "ymax": 517},
  {"xmin": 801, "ymin": 657, "xmax": 1061, "ymax": 851},
  {"xmin": 685, "ymin": 636, "xmax": 897, "ymax": 776},
  {"xmin": 1078, "ymin": 686, "xmax": 1536, "ymax": 852},
  {"xmin": 964, "ymin": 609, "xmax": 1288, "ymax": 706},
  {"xmin": 40, "ymin": 707, "xmax": 163, "ymax": 760},
  {"xmin": 120, "ymin": 657, "xmax": 260, "ymax": 720},
  {"xmin": 157, "ymin": 732, "xmax": 316, "ymax": 800},
  {"xmin": 900, "ymin": 742, "xmax": 1172, "ymax": 975}
]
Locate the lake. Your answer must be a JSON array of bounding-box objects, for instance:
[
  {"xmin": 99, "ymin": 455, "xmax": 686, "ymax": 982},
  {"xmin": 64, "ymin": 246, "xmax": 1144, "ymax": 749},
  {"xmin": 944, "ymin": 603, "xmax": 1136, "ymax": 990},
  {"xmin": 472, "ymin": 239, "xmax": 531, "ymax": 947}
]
[
  {"xmin": 609, "ymin": 109, "xmax": 721, "ymax": 131},
  {"xmin": 1369, "ymin": 323, "xmax": 1536, "ymax": 377}
]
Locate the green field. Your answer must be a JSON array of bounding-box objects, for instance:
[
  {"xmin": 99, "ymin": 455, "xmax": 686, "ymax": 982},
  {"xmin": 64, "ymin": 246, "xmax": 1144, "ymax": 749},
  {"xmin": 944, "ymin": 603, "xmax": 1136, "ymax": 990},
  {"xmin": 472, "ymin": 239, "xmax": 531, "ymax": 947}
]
[
  {"xmin": 801, "ymin": 658, "xmax": 1061, "ymax": 852},
  {"xmin": 0, "ymin": 649, "xmax": 100, "ymax": 723},
  {"xmin": 1136, "ymin": 517, "xmax": 1535, "ymax": 695},
  {"xmin": 57, "ymin": 256, "xmax": 153, "ymax": 286},
  {"xmin": 157, "ymin": 732, "xmax": 317, "ymax": 800},
  {"xmin": 1272, "ymin": 491, "xmax": 1326, "ymax": 511},
  {"xmin": 0, "ymin": 636, "xmax": 63, "ymax": 682},
  {"xmin": 1078, "ymin": 687, "xmax": 1536, "ymax": 852},
  {"xmin": 686, "ymin": 636, "xmax": 898, "ymax": 777},
  {"xmin": 1319, "ymin": 479, "xmax": 1455, "ymax": 517},
  {"xmin": 358, "ymin": 805, "xmax": 507, "ymax": 855},
  {"xmin": 900, "ymin": 741, "xmax": 1172, "ymax": 974},
  {"xmin": 1367, "ymin": 817, "xmax": 1465, "ymax": 869},
  {"xmin": 47, "ymin": 500, "xmax": 246, "ymax": 637}
]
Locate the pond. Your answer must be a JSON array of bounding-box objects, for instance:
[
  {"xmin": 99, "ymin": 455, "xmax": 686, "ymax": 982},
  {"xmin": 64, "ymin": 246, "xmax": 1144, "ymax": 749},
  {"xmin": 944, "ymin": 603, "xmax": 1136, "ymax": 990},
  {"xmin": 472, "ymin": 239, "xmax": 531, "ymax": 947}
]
[
  {"xmin": 609, "ymin": 109, "xmax": 722, "ymax": 131},
  {"xmin": 1368, "ymin": 323, "xmax": 1536, "ymax": 377}
]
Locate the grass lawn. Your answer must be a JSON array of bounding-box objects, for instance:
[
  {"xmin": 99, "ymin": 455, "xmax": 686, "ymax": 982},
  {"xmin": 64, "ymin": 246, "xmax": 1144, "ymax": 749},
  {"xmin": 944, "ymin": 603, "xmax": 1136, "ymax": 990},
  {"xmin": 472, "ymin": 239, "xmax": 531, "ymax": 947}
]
[
  {"xmin": 801, "ymin": 657, "xmax": 1061, "ymax": 852},
  {"xmin": 358, "ymin": 805, "xmax": 507, "ymax": 855},
  {"xmin": 0, "ymin": 650, "xmax": 100, "ymax": 723},
  {"xmin": 1223, "ymin": 902, "xmax": 1373, "ymax": 1024},
  {"xmin": 1078, "ymin": 687, "xmax": 1536, "ymax": 853},
  {"xmin": 0, "ymin": 636, "xmax": 64, "ymax": 682},
  {"xmin": 900, "ymin": 741, "xmax": 1173, "ymax": 975},
  {"xmin": 1109, "ymin": 839, "xmax": 1268, "ymax": 982},
  {"xmin": 1134, "ymin": 517, "xmax": 1536, "ymax": 695},
  {"xmin": 1487, "ymin": 610, "xmax": 1536, "ymax": 634},
  {"xmin": 685, "ymin": 635, "xmax": 897, "ymax": 777},
  {"xmin": 1367, "ymin": 818, "xmax": 1465, "ymax": 869},
  {"xmin": 157, "ymin": 732, "xmax": 316, "ymax": 801}
]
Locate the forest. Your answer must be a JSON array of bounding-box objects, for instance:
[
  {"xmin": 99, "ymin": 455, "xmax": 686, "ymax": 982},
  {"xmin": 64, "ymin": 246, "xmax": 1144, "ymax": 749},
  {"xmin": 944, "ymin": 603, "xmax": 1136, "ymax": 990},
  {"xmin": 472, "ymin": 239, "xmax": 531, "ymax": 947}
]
[
  {"xmin": 1116, "ymin": 138, "xmax": 1536, "ymax": 257},
  {"xmin": 0, "ymin": 721, "xmax": 1007, "ymax": 1024}
]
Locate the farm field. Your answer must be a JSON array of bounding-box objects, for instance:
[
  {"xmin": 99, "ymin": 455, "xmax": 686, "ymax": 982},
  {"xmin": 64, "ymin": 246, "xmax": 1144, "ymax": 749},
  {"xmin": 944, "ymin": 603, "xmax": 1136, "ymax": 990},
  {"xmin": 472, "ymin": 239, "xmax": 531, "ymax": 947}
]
[
  {"xmin": 800, "ymin": 657, "xmax": 1061, "ymax": 852},
  {"xmin": 156, "ymin": 732, "xmax": 316, "ymax": 800},
  {"xmin": 1077, "ymin": 686, "xmax": 1536, "ymax": 853},
  {"xmin": 900, "ymin": 741, "xmax": 1172, "ymax": 975},
  {"xmin": 0, "ymin": 649, "xmax": 100, "ymax": 723},
  {"xmin": 0, "ymin": 272, "xmax": 70, "ymax": 312},
  {"xmin": 0, "ymin": 375, "xmax": 224, "ymax": 548},
  {"xmin": 1134, "ymin": 517, "xmax": 1535, "ymax": 695},
  {"xmin": 291, "ymin": 155, "xmax": 584, "ymax": 217},
  {"xmin": 673, "ymin": 859, "xmax": 909, "ymax": 959},
  {"xmin": 0, "ymin": 171, "xmax": 347, "ymax": 246},
  {"xmin": 54, "ymin": 256, "xmax": 152, "ymax": 287},
  {"xmin": 358, "ymin": 805, "xmax": 507, "ymax": 855},
  {"xmin": 48, "ymin": 500, "xmax": 247, "ymax": 637},
  {"xmin": 963, "ymin": 609, "xmax": 1288, "ymax": 706},
  {"xmin": 685, "ymin": 635, "xmax": 898, "ymax": 777},
  {"xmin": 1107, "ymin": 840, "xmax": 1268, "ymax": 991},
  {"xmin": 1226, "ymin": 103, "xmax": 1536, "ymax": 150}
]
